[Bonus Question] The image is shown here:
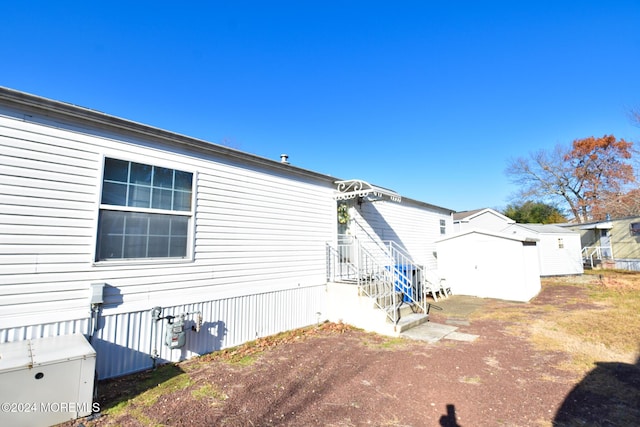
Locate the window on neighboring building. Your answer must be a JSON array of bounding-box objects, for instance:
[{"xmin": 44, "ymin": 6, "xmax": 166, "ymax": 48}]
[
  {"xmin": 96, "ymin": 158, "xmax": 193, "ymax": 261},
  {"xmin": 631, "ymin": 222, "xmax": 640, "ymax": 237},
  {"xmin": 558, "ymin": 238, "xmax": 564, "ymax": 249},
  {"xmin": 440, "ymin": 219, "xmax": 446, "ymax": 235}
]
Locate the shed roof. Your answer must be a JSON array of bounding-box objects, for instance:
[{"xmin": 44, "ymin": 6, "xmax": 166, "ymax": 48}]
[
  {"xmin": 437, "ymin": 228, "xmax": 538, "ymax": 244},
  {"xmin": 503, "ymin": 223, "xmax": 577, "ymax": 235},
  {"xmin": 452, "ymin": 208, "xmax": 485, "ymax": 221},
  {"xmin": 453, "ymin": 207, "xmax": 514, "ymax": 224}
]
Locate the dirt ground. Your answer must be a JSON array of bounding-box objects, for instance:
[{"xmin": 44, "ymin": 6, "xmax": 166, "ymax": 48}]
[{"xmin": 64, "ymin": 274, "xmax": 639, "ymax": 427}]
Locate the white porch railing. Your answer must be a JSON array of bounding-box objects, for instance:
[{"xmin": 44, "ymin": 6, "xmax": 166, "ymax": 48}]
[
  {"xmin": 327, "ymin": 235, "xmax": 444, "ymax": 324},
  {"xmin": 582, "ymin": 245, "xmax": 613, "ymax": 269}
]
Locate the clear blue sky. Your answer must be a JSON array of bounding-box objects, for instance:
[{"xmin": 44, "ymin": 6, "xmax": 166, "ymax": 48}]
[{"xmin": 1, "ymin": 1, "xmax": 639, "ymax": 212}]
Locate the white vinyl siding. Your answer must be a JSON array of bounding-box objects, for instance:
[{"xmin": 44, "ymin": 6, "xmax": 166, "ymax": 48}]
[
  {"xmin": 500, "ymin": 224, "xmax": 584, "ymax": 277},
  {"xmin": 0, "ymin": 111, "xmax": 334, "ymax": 333},
  {"xmin": 536, "ymin": 233, "xmax": 583, "ymax": 276},
  {"xmin": 355, "ymin": 200, "xmax": 452, "ymax": 269}
]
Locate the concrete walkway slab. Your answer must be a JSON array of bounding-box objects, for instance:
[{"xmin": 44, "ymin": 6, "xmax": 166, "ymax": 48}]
[
  {"xmin": 444, "ymin": 331, "xmax": 479, "ymax": 342},
  {"xmin": 445, "ymin": 318, "xmax": 471, "ymax": 326},
  {"xmin": 400, "ymin": 322, "xmax": 458, "ymax": 343}
]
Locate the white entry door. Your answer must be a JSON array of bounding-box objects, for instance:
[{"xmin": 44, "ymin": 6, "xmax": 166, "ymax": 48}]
[{"xmin": 600, "ymin": 229, "xmax": 612, "ymax": 258}]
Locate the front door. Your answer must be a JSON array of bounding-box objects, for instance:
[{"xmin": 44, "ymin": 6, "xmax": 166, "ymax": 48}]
[
  {"xmin": 336, "ymin": 201, "xmax": 355, "ymax": 279},
  {"xmin": 600, "ymin": 229, "xmax": 612, "ymax": 258}
]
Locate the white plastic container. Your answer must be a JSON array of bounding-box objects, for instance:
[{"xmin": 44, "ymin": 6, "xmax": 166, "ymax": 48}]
[{"xmin": 0, "ymin": 334, "xmax": 96, "ymax": 427}]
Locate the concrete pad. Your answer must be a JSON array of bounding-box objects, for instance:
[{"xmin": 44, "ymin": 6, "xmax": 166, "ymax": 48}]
[
  {"xmin": 444, "ymin": 331, "xmax": 479, "ymax": 342},
  {"xmin": 400, "ymin": 322, "xmax": 458, "ymax": 343},
  {"xmin": 430, "ymin": 295, "xmax": 487, "ymax": 318},
  {"xmin": 445, "ymin": 318, "xmax": 470, "ymax": 326}
]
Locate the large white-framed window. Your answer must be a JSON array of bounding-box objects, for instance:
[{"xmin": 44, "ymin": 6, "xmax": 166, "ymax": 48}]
[{"xmin": 96, "ymin": 157, "xmax": 194, "ymax": 261}]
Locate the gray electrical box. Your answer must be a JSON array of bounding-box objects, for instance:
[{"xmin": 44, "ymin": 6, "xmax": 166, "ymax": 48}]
[
  {"xmin": 0, "ymin": 334, "xmax": 96, "ymax": 427},
  {"xmin": 89, "ymin": 282, "xmax": 105, "ymax": 305}
]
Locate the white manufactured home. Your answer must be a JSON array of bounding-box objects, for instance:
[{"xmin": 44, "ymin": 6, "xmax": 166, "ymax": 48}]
[
  {"xmin": 0, "ymin": 87, "xmax": 454, "ymax": 380},
  {"xmin": 560, "ymin": 216, "xmax": 640, "ymax": 271}
]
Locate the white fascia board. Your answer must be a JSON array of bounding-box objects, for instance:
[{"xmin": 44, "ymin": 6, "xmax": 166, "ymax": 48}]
[{"xmin": 436, "ymin": 227, "xmax": 539, "ymax": 244}]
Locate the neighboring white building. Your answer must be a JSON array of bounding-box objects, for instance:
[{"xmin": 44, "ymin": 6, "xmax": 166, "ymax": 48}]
[
  {"xmin": 453, "ymin": 208, "xmax": 515, "ymax": 232},
  {"xmin": 454, "ymin": 208, "xmax": 583, "ymax": 276},
  {"xmin": 501, "ymin": 223, "xmax": 583, "ymax": 276},
  {"xmin": 436, "ymin": 229, "xmax": 541, "ymax": 302},
  {"xmin": 0, "ymin": 87, "xmax": 454, "ymax": 379}
]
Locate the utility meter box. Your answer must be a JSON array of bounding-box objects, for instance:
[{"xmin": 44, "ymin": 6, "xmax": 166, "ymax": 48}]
[{"xmin": 0, "ymin": 334, "xmax": 96, "ymax": 427}]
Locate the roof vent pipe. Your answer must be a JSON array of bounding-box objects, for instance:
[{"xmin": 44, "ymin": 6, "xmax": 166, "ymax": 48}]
[{"xmin": 280, "ymin": 154, "xmax": 289, "ymax": 164}]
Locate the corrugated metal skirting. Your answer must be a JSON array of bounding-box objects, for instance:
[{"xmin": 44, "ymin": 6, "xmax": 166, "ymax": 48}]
[
  {"xmin": 0, "ymin": 285, "xmax": 327, "ymax": 379},
  {"xmin": 615, "ymin": 259, "xmax": 640, "ymax": 271}
]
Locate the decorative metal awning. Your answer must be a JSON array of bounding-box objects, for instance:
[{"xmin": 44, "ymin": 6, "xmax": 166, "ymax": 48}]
[{"xmin": 335, "ymin": 179, "xmax": 402, "ymax": 203}]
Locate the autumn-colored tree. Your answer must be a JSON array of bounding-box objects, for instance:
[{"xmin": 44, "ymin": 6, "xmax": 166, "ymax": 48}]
[
  {"xmin": 566, "ymin": 135, "xmax": 635, "ymax": 221},
  {"xmin": 506, "ymin": 135, "xmax": 636, "ymax": 223},
  {"xmin": 596, "ymin": 188, "xmax": 640, "ymax": 218},
  {"xmin": 503, "ymin": 201, "xmax": 567, "ymax": 224}
]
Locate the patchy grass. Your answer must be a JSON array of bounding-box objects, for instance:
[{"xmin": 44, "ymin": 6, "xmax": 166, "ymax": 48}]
[
  {"xmin": 99, "ymin": 363, "xmax": 185, "ymax": 414},
  {"xmin": 204, "ymin": 321, "xmax": 355, "ymax": 365},
  {"xmin": 101, "ymin": 364, "xmax": 192, "ymax": 424},
  {"xmin": 475, "ymin": 270, "xmax": 640, "ymax": 427},
  {"xmin": 481, "ymin": 270, "xmax": 640, "ymax": 375},
  {"xmin": 136, "ymin": 373, "xmax": 192, "ymax": 406},
  {"xmin": 459, "ymin": 375, "xmax": 482, "ymax": 385},
  {"xmin": 360, "ymin": 334, "xmax": 408, "ymax": 350},
  {"xmin": 191, "ymin": 384, "xmax": 228, "ymax": 402},
  {"xmin": 94, "ymin": 323, "xmax": 357, "ymax": 422}
]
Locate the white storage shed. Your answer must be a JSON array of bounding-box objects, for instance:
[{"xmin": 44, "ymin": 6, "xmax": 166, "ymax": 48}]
[{"xmin": 436, "ymin": 229, "xmax": 541, "ymax": 302}]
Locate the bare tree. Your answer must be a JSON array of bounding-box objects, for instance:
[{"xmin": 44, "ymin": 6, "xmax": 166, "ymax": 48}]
[
  {"xmin": 506, "ymin": 135, "xmax": 636, "ymax": 223},
  {"xmin": 506, "ymin": 144, "xmax": 587, "ymax": 222}
]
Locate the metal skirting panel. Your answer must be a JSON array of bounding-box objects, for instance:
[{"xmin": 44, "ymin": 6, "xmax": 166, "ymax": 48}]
[
  {"xmin": 0, "ymin": 285, "xmax": 327, "ymax": 380},
  {"xmin": 0, "ymin": 318, "xmax": 89, "ymax": 342},
  {"xmin": 615, "ymin": 259, "xmax": 640, "ymax": 271}
]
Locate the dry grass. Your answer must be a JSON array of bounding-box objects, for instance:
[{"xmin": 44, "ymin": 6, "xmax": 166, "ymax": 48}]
[
  {"xmin": 479, "ymin": 270, "xmax": 640, "ymax": 375},
  {"xmin": 529, "ymin": 319, "xmax": 636, "ymax": 373},
  {"xmin": 471, "ymin": 270, "xmax": 640, "ymax": 426}
]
